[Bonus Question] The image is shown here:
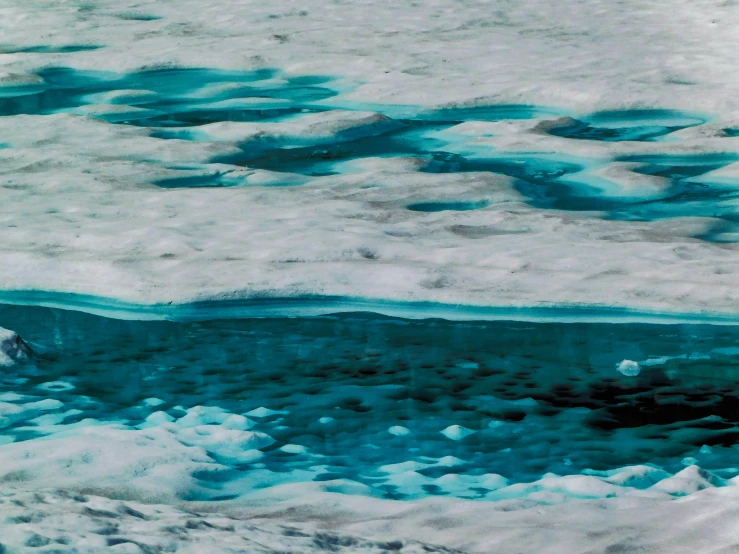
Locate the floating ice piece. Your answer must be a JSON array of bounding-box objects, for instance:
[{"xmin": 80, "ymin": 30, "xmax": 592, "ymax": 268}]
[
  {"xmin": 378, "ymin": 460, "xmax": 430, "ymax": 474},
  {"xmin": 318, "ymin": 416, "xmax": 334, "ymax": 424},
  {"xmin": 440, "ymin": 425, "xmax": 476, "ymax": 441},
  {"xmin": 222, "ymin": 414, "xmax": 255, "ymax": 431},
  {"xmin": 141, "ymin": 411, "xmax": 175, "ymax": 427},
  {"xmin": 246, "ymin": 407, "xmax": 288, "ymax": 418},
  {"xmin": 681, "ymin": 457, "xmax": 699, "ymax": 466},
  {"xmin": 0, "ymin": 326, "xmax": 31, "ymax": 367},
  {"xmin": 279, "ymin": 444, "xmax": 308, "ymax": 454},
  {"xmin": 388, "ymin": 425, "xmax": 411, "ymax": 436},
  {"xmin": 176, "ymin": 405, "xmax": 230, "ymax": 427},
  {"xmin": 23, "ymin": 399, "xmax": 63, "ymax": 411},
  {"xmin": 0, "ymin": 392, "xmax": 28, "ymax": 402},
  {"xmin": 700, "ymin": 445, "xmax": 713, "ymax": 454},
  {"xmin": 616, "ymin": 360, "xmax": 641, "ymax": 376},
  {"xmin": 436, "ymin": 456, "xmax": 466, "ymax": 467},
  {"xmin": 142, "ymin": 398, "xmax": 165, "ymax": 407}
]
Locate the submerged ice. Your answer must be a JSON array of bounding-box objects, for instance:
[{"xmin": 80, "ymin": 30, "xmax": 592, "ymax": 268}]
[{"xmin": 2, "ymin": 304, "xmax": 739, "ymax": 505}]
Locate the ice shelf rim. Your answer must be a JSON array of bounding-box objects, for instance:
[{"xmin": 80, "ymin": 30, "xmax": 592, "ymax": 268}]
[{"xmin": 0, "ymin": 289, "xmax": 738, "ymax": 326}]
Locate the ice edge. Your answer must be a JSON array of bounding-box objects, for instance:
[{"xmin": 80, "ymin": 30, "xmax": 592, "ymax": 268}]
[{"xmin": 1, "ymin": 289, "xmax": 738, "ymax": 325}]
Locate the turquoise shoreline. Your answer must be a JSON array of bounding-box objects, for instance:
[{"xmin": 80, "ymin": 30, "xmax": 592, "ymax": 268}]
[{"xmin": 0, "ymin": 289, "xmax": 737, "ymax": 325}]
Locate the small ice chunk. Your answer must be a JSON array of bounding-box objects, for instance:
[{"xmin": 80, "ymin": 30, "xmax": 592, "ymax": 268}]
[
  {"xmin": 682, "ymin": 457, "xmax": 699, "ymax": 466},
  {"xmin": 145, "ymin": 411, "xmax": 175, "ymax": 425},
  {"xmin": 0, "ymin": 392, "xmax": 28, "ymax": 402},
  {"xmin": 378, "ymin": 460, "xmax": 429, "ymax": 474},
  {"xmin": 23, "ymin": 399, "xmax": 64, "ymax": 411},
  {"xmin": 176, "ymin": 405, "xmax": 229, "ymax": 427},
  {"xmin": 616, "ymin": 360, "xmax": 641, "ymax": 376},
  {"xmin": 246, "ymin": 407, "xmax": 288, "ymax": 418},
  {"xmin": 440, "ymin": 425, "xmax": 476, "ymax": 441},
  {"xmin": 319, "ymin": 416, "xmax": 334, "ymax": 424},
  {"xmin": 388, "ymin": 425, "xmax": 411, "ymax": 436},
  {"xmin": 279, "ymin": 444, "xmax": 308, "ymax": 454},
  {"xmin": 142, "ymin": 398, "xmax": 165, "ymax": 407},
  {"xmin": 0, "ymin": 326, "xmax": 31, "ymax": 366},
  {"xmin": 225, "ymin": 449, "xmax": 264, "ymax": 464},
  {"xmin": 488, "ymin": 420, "xmax": 506, "ymax": 429},
  {"xmin": 700, "ymin": 445, "xmax": 713, "ymax": 455},
  {"xmin": 436, "ymin": 456, "xmax": 465, "ymax": 467},
  {"xmin": 222, "ymin": 414, "xmax": 255, "ymax": 431}
]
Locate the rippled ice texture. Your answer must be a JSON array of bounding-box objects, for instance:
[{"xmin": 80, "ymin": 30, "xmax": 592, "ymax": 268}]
[{"xmin": 3, "ymin": 304, "xmax": 739, "ymax": 505}]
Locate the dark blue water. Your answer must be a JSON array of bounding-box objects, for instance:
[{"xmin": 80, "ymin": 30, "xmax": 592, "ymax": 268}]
[{"xmin": 3, "ymin": 303, "xmax": 739, "ymax": 501}]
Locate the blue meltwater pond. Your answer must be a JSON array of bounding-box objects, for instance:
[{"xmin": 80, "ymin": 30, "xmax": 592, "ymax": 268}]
[{"xmin": 3, "ymin": 303, "xmax": 739, "ymax": 502}]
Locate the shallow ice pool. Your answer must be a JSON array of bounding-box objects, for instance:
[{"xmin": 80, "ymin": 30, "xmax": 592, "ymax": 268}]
[{"xmin": 2, "ymin": 303, "xmax": 739, "ymax": 503}]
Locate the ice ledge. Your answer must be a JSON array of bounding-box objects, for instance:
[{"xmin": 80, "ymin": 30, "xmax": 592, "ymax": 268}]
[{"xmin": 1, "ymin": 290, "xmax": 739, "ymax": 325}]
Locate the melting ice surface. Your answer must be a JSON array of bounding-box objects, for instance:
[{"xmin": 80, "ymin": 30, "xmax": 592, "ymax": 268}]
[
  {"xmin": 3, "ymin": 66, "xmax": 739, "ymax": 236},
  {"xmin": 3, "ymin": 303, "xmax": 739, "ymax": 503}
]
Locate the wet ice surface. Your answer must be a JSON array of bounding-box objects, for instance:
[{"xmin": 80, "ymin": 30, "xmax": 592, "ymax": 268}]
[
  {"xmin": 3, "ymin": 304, "xmax": 739, "ymax": 507},
  {"xmin": 2, "ymin": 64, "xmax": 739, "ymax": 314},
  {"xmin": 2, "ymin": 0, "xmax": 739, "ymax": 551},
  {"xmin": 3, "ymin": 67, "xmax": 735, "ymax": 227}
]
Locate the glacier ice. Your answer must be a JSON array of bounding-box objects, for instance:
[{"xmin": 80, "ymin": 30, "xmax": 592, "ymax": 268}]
[
  {"xmin": 1, "ymin": 0, "xmax": 739, "ymax": 550},
  {"xmin": 616, "ymin": 359, "xmax": 641, "ymax": 376}
]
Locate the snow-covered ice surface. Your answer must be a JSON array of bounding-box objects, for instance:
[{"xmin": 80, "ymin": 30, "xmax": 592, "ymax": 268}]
[
  {"xmin": 3, "ymin": 0, "xmax": 739, "ymax": 551},
  {"xmin": 0, "ymin": 0, "xmax": 738, "ymax": 316}
]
